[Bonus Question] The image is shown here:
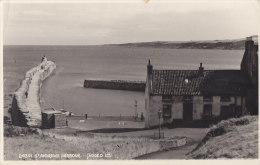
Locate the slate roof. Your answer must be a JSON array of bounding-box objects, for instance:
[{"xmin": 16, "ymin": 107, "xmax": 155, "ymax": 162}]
[{"xmin": 151, "ymin": 70, "xmax": 252, "ymax": 96}]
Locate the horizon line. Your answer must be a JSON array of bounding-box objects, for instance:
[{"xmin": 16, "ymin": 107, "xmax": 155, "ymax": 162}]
[{"xmin": 3, "ymin": 36, "xmax": 251, "ymax": 46}]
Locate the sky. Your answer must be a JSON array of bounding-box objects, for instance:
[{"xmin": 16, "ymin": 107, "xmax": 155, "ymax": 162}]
[{"xmin": 2, "ymin": 0, "xmax": 260, "ymax": 45}]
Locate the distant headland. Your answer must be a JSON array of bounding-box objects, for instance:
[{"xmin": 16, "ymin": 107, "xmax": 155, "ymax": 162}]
[{"xmin": 110, "ymin": 38, "xmax": 247, "ymax": 50}]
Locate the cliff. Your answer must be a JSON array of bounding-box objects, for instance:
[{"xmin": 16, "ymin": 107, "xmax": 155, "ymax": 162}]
[{"xmin": 11, "ymin": 59, "xmax": 56, "ymax": 127}]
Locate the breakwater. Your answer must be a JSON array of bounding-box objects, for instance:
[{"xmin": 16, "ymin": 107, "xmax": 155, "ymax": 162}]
[
  {"xmin": 84, "ymin": 80, "xmax": 145, "ymax": 91},
  {"xmin": 11, "ymin": 59, "xmax": 56, "ymax": 127}
]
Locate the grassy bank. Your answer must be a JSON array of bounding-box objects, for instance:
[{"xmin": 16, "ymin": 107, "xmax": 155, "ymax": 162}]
[
  {"xmin": 5, "ymin": 115, "xmax": 257, "ymax": 160},
  {"xmin": 4, "ymin": 125, "xmax": 185, "ymax": 160},
  {"xmin": 187, "ymin": 116, "xmax": 258, "ymax": 159}
]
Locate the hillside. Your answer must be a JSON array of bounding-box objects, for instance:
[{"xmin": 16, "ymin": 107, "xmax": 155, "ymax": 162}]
[
  {"xmin": 187, "ymin": 116, "xmax": 258, "ymax": 159},
  {"xmin": 113, "ymin": 39, "xmax": 246, "ymax": 50}
]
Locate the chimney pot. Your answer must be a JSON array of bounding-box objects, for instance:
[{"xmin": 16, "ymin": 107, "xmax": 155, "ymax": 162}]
[
  {"xmin": 199, "ymin": 62, "xmax": 204, "ymax": 75},
  {"xmin": 147, "ymin": 59, "xmax": 153, "ymax": 75}
]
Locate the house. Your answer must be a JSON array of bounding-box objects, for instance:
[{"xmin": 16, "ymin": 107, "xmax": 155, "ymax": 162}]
[
  {"xmin": 42, "ymin": 110, "xmax": 67, "ymax": 129},
  {"xmin": 145, "ymin": 36, "xmax": 258, "ymax": 128}
]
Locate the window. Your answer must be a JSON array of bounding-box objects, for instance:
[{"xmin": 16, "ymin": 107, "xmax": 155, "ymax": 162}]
[
  {"xmin": 203, "ymin": 95, "xmax": 213, "ymax": 101},
  {"xmin": 235, "ymin": 106, "xmax": 242, "ymax": 117},
  {"xmin": 203, "ymin": 105, "xmax": 212, "ymax": 117},
  {"xmin": 183, "ymin": 96, "xmax": 192, "ymax": 102},
  {"xmin": 163, "ymin": 104, "xmax": 172, "ymax": 118},
  {"xmin": 221, "ymin": 96, "xmax": 231, "ymax": 102},
  {"xmin": 221, "ymin": 106, "xmax": 233, "ymax": 119},
  {"xmin": 183, "ymin": 103, "xmax": 193, "ymax": 121},
  {"xmin": 162, "ymin": 95, "xmax": 172, "ymax": 102}
]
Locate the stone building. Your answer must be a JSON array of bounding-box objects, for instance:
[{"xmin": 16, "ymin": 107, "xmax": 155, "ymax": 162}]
[
  {"xmin": 42, "ymin": 110, "xmax": 67, "ymax": 129},
  {"xmin": 145, "ymin": 36, "xmax": 258, "ymax": 128}
]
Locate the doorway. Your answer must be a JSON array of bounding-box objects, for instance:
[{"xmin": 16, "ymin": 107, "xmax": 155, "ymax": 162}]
[{"xmin": 183, "ymin": 103, "xmax": 193, "ymax": 121}]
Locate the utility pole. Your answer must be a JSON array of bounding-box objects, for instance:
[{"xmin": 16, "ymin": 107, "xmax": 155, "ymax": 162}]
[
  {"xmin": 135, "ymin": 100, "xmax": 138, "ymax": 121},
  {"xmin": 158, "ymin": 109, "xmax": 162, "ymax": 139}
]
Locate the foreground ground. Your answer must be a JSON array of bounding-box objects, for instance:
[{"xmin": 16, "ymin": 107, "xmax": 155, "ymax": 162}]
[
  {"xmin": 4, "ymin": 115, "xmax": 258, "ymax": 160},
  {"xmin": 136, "ymin": 143, "xmax": 198, "ymax": 159},
  {"xmin": 4, "ymin": 124, "xmax": 206, "ymax": 160},
  {"xmin": 136, "ymin": 116, "xmax": 258, "ymax": 159}
]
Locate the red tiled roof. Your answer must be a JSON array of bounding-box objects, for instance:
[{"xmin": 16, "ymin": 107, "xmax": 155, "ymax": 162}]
[{"xmin": 151, "ymin": 70, "xmax": 252, "ymax": 96}]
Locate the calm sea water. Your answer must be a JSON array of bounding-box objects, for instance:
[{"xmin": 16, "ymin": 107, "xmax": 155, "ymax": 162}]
[{"xmin": 4, "ymin": 45, "xmax": 244, "ymax": 116}]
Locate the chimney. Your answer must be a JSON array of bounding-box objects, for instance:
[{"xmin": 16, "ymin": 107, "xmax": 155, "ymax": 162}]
[
  {"xmin": 246, "ymin": 37, "xmax": 254, "ymax": 49},
  {"xmin": 199, "ymin": 62, "xmax": 204, "ymax": 75},
  {"xmin": 145, "ymin": 59, "xmax": 153, "ymax": 128},
  {"xmin": 147, "ymin": 59, "xmax": 153, "ymax": 75},
  {"xmin": 245, "ymin": 35, "xmax": 258, "ymax": 54}
]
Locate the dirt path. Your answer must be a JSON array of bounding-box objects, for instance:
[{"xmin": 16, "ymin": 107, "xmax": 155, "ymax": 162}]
[{"xmin": 135, "ymin": 143, "xmax": 198, "ymax": 159}]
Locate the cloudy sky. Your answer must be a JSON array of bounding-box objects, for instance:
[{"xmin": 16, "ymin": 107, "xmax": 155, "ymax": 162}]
[{"xmin": 3, "ymin": 0, "xmax": 259, "ymax": 45}]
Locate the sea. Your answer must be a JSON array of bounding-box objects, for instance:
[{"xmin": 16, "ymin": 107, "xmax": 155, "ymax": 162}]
[{"xmin": 3, "ymin": 45, "xmax": 244, "ymax": 116}]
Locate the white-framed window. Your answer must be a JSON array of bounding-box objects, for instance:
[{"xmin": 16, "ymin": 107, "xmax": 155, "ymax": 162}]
[
  {"xmin": 203, "ymin": 104, "xmax": 212, "ymax": 117},
  {"xmin": 163, "ymin": 104, "xmax": 172, "ymax": 118}
]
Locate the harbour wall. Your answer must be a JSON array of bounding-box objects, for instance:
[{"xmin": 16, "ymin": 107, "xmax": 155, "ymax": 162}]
[
  {"xmin": 11, "ymin": 60, "xmax": 56, "ymax": 127},
  {"xmin": 84, "ymin": 80, "xmax": 146, "ymax": 92}
]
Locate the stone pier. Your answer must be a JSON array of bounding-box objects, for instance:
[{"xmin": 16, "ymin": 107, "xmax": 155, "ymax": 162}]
[
  {"xmin": 10, "ymin": 59, "xmax": 56, "ymax": 127},
  {"xmin": 84, "ymin": 80, "xmax": 145, "ymax": 92}
]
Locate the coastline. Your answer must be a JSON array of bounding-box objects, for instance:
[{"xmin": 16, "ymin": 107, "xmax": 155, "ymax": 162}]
[{"xmin": 10, "ymin": 59, "xmax": 56, "ymax": 127}]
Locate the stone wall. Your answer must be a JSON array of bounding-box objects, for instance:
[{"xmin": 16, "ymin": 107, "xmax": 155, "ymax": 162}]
[
  {"xmin": 10, "ymin": 60, "xmax": 56, "ymax": 127},
  {"xmin": 171, "ymin": 96, "xmax": 183, "ymax": 119},
  {"xmin": 212, "ymin": 96, "xmax": 221, "ymax": 116},
  {"xmin": 193, "ymin": 96, "xmax": 203, "ymax": 120},
  {"xmin": 145, "ymin": 96, "xmax": 162, "ymax": 128},
  {"xmin": 158, "ymin": 137, "xmax": 187, "ymax": 149},
  {"xmin": 84, "ymin": 80, "xmax": 145, "ymax": 91}
]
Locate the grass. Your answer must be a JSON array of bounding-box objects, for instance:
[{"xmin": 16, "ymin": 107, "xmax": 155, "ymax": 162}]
[
  {"xmin": 187, "ymin": 115, "xmax": 258, "ymax": 159},
  {"xmin": 5, "ymin": 116, "xmax": 257, "ymax": 160},
  {"xmin": 4, "ymin": 134, "xmax": 161, "ymax": 160},
  {"xmin": 4, "ymin": 125, "xmax": 171, "ymax": 160},
  {"xmin": 4, "ymin": 125, "xmax": 42, "ymax": 137}
]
